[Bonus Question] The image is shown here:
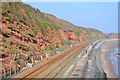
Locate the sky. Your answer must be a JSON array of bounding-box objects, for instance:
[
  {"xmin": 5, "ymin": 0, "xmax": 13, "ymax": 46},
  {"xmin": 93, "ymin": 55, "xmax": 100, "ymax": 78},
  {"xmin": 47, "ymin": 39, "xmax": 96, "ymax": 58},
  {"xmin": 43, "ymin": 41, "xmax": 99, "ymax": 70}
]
[{"xmin": 22, "ymin": 1, "xmax": 118, "ymax": 34}]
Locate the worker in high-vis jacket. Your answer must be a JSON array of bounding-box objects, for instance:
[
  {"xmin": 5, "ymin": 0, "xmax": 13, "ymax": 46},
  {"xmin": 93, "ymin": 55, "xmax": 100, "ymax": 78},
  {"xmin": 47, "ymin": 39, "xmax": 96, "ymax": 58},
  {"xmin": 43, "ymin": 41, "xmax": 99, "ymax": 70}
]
[
  {"xmin": 45, "ymin": 53, "xmax": 49, "ymax": 59},
  {"xmin": 48, "ymin": 53, "xmax": 50, "ymax": 58},
  {"xmin": 32, "ymin": 58, "xmax": 34, "ymax": 64},
  {"xmin": 40, "ymin": 55, "xmax": 43, "ymax": 61}
]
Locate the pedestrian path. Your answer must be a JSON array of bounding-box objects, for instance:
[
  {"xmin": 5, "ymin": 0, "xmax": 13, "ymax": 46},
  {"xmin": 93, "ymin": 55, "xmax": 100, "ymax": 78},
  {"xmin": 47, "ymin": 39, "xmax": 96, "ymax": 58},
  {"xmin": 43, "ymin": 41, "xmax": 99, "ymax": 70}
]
[{"xmin": 69, "ymin": 54, "xmax": 88, "ymax": 78}]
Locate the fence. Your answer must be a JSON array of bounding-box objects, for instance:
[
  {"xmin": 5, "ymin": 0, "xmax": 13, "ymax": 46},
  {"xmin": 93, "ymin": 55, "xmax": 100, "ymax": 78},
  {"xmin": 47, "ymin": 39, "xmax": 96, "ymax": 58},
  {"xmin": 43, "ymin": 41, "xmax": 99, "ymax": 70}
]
[
  {"xmin": 2, "ymin": 64, "xmax": 21, "ymax": 78},
  {"xmin": 1, "ymin": 45, "xmax": 69, "ymax": 79}
]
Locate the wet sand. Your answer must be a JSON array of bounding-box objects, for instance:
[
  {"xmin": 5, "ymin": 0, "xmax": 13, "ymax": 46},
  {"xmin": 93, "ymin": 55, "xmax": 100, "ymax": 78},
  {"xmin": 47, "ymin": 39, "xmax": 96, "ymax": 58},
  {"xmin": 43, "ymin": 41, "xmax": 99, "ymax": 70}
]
[{"xmin": 100, "ymin": 39, "xmax": 120, "ymax": 78}]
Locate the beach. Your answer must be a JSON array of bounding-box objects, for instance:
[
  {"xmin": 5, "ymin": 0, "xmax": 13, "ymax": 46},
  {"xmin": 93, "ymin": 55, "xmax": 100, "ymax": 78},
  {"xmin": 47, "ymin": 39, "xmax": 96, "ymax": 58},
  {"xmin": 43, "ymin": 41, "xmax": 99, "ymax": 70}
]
[{"xmin": 100, "ymin": 39, "xmax": 120, "ymax": 78}]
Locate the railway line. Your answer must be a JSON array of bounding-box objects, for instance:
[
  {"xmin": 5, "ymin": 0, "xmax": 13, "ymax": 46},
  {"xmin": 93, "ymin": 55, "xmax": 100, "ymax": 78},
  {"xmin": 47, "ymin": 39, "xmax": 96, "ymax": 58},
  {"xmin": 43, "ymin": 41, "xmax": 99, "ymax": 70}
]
[{"xmin": 11, "ymin": 42, "xmax": 90, "ymax": 79}]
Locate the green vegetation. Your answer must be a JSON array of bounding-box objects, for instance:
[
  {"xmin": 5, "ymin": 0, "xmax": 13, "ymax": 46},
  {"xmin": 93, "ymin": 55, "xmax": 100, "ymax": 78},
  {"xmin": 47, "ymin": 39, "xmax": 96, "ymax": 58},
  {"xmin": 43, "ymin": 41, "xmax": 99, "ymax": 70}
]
[
  {"xmin": 32, "ymin": 28, "xmax": 37, "ymax": 36},
  {"xmin": 8, "ymin": 25, "xmax": 13, "ymax": 30},
  {"xmin": 48, "ymin": 24, "xmax": 53, "ymax": 30},
  {"xmin": 6, "ymin": 13, "xmax": 11, "ymax": 20},
  {"xmin": 11, "ymin": 49, "xmax": 21, "ymax": 54},
  {"xmin": 3, "ymin": 38, "xmax": 12, "ymax": 49},
  {"xmin": 15, "ymin": 40, "xmax": 30, "ymax": 49},
  {"xmin": 61, "ymin": 39, "xmax": 65, "ymax": 45},
  {"xmin": 28, "ymin": 23, "xmax": 30, "ymax": 27},
  {"xmin": 61, "ymin": 41, "xmax": 64, "ymax": 45},
  {"xmin": 1, "ymin": 2, "xmax": 104, "ymax": 58},
  {"xmin": 37, "ymin": 46, "xmax": 42, "ymax": 51},
  {"xmin": 54, "ymin": 26, "xmax": 58, "ymax": 31},
  {"xmin": 33, "ymin": 17, "xmax": 41, "ymax": 26},
  {"xmin": 78, "ymin": 38, "xmax": 80, "ymax": 42},
  {"xmin": 25, "ymin": 10, "xmax": 31, "ymax": 19},
  {"xmin": 33, "ymin": 17, "xmax": 38, "ymax": 23},
  {"xmin": 56, "ymin": 46, "xmax": 59, "ymax": 48},
  {"xmin": 43, "ymin": 23, "xmax": 48, "ymax": 32},
  {"xmin": 49, "ymin": 45, "xmax": 53, "ymax": 50},
  {"xmin": 28, "ymin": 58, "xmax": 31, "ymax": 63},
  {"xmin": 74, "ymin": 31, "xmax": 80, "ymax": 36},
  {"xmin": 41, "ymin": 28, "xmax": 45, "ymax": 35},
  {"xmin": 43, "ymin": 40, "xmax": 45, "ymax": 43},
  {"xmin": 16, "ymin": 59, "xmax": 20, "ymax": 65},
  {"xmin": 52, "ymin": 25, "xmax": 58, "ymax": 31}
]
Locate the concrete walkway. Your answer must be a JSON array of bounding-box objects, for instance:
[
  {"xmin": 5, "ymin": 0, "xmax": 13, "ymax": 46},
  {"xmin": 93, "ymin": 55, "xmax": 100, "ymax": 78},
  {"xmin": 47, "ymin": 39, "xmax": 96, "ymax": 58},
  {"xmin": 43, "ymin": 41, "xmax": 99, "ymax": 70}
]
[{"xmin": 69, "ymin": 54, "xmax": 88, "ymax": 78}]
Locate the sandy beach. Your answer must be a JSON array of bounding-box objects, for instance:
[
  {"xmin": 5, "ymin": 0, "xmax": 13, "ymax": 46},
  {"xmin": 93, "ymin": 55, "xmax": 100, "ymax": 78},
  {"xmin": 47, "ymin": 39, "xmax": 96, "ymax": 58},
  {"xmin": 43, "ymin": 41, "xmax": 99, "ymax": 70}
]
[{"xmin": 100, "ymin": 39, "xmax": 120, "ymax": 78}]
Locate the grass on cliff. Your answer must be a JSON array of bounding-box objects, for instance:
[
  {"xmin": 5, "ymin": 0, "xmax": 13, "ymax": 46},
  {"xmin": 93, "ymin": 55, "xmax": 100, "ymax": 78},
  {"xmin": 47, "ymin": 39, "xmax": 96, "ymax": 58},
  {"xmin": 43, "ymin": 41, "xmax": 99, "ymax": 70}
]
[
  {"xmin": 3, "ymin": 38, "xmax": 12, "ymax": 49},
  {"xmin": 25, "ymin": 10, "xmax": 31, "ymax": 19},
  {"xmin": 33, "ymin": 16, "xmax": 41, "ymax": 26},
  {"xmin": 48, "ymin": 24, "xmax": 53, "ymax": 30},
  {"xmin": 32, "ymin": 28, "xmax": 37, "ymax": 36},
  {"xmin": 6, "ymin": 13, "xmax": 12, "ymax": 20},
  {"xmin": 37, "ymin": 46, "xmax": 43, "ymax": 51},
  {"xmin": 74, "ymin": 31, "xmax": 80, "ymax": 36},
  {"xmin": 43, "ymin": 23, "xmax": 48, "ymax": 32}
]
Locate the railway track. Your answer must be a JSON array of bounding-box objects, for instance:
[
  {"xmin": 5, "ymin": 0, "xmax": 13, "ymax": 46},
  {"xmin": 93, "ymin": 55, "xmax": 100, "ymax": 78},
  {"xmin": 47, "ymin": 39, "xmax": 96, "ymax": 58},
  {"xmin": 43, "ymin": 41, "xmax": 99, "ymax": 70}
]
[{"xmin": 12, "ymin": 42, "xmax": 90, "ymax": 79}]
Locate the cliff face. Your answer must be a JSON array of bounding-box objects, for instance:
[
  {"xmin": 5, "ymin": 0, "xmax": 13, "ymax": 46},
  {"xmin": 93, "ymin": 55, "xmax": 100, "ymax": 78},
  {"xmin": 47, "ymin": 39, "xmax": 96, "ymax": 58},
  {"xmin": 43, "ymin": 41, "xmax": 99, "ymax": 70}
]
[{"xmin": 1, "ymin": 2, "xmax": 104, "ymax": 70}]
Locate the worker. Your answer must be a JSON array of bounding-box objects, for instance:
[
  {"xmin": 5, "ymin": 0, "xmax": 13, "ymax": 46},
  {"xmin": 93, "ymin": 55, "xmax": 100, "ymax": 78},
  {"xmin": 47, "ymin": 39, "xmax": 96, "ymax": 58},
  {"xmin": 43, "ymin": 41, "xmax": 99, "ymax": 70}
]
[
  {"xmin": 85, "ymin": 49, "xmax": 88, "ymax": 54},
  {"xmin": 32, "ymin": 58, "xmax": 34, "ymax": 64},
  {"xmin": 45, "ymin": 53, "xmax": 48, "ymax": 59},
  {"xmin": 40, "ymin": 55, "xmax": 43, "ymax": 61},
  {"xmin": 18, "ymin": 64, "xmax": 20, "ymax": 71},
  {"xmin": 18, "ymin": 65, "xmax": 20, "ymax": 68},
  {"xmin": 48, "ymin": 53, "xmax": 50, "ymax": 58},
  {"xmin": 70, "ymin": 44, "xmax": 72, "ymax": 47}
]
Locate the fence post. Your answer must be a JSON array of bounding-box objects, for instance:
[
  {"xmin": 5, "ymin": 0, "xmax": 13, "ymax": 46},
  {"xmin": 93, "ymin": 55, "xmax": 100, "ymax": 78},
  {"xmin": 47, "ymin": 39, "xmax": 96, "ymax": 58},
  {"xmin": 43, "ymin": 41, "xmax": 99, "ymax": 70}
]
[
  {"xmin": 13, "ymin": 53, "xmax": 16, "ymax": 61},
  {"xmin": 39, "ymin": 54, "xmax": 40, "ymax": 60},
  {"xmin": 17, "ymin": 54, "xmax": 19, "ymax": 59},
  {"xmin": 10, "ymin": 66, "xmax": 11, "ymax": 76},
  {"xmin": 14, "ymin": 65, "xmax": 16, "ymax": 74},
  {"xmin": 4, "ymin": 68, "xmax": 6, "ymax": 78},
  {"xmin": 17, "ymin": 64, "xmax": 19, "ymax": 72}
]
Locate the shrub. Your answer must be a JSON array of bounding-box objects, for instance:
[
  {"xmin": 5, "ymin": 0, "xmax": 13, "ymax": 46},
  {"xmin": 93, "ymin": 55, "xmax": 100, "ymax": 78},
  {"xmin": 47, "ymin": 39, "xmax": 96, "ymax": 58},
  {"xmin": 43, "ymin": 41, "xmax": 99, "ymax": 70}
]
[
  {"xmin": 43, "ymin": 40, "xmax": 45, "ymax": 43},
  {"xmin": 6, "ymin": 13, "xmax": 11, "ymax": 20},
  {"xmin": 28, "ymin": 23, "xmax": 30, "ymax": 27},
  {"xmin": 49, "ymin": 45, "xmax": 53, "ymax": 50},
  {"xmin": 56, "ymin": 46, "xmax": 59, "ymax": 48},
  {"xmin": 16, "ymin": 59, "xmax": 20, "ymax": 65},
  {"xmin": 28, "ymin": 58, "xmax": 31, "ymax": 63},
  {"xmin": 61, "ymin": 41, "xmax": 64, "ymax": 45}
]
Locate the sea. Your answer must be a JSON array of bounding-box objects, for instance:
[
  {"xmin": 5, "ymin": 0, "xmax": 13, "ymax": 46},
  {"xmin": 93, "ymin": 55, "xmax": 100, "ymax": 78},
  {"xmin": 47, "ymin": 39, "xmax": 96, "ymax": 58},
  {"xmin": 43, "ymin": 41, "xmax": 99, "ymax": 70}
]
[{"xmin": 107, "ymin": 47, "xmax": 120, "ymax": 77}]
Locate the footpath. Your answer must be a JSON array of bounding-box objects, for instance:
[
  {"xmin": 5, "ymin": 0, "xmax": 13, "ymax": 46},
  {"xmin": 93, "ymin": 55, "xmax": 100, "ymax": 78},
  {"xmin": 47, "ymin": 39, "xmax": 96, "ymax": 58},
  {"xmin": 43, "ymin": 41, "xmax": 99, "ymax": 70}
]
[
  {"xmin": 68, "ymin": 41, "xmax": 94, "ymax": 78},
  {"xmin": 68, "ymin": 54, "xmax": 88, "ymax": 78}
]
